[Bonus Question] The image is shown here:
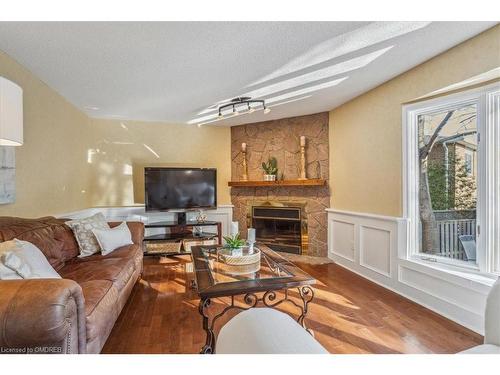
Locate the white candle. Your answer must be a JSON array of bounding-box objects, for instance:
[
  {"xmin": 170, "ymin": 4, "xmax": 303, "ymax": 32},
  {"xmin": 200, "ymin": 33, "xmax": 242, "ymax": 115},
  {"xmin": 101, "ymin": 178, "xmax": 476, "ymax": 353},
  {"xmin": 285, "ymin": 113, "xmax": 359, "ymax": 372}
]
[
  {"xmin": 241, "ymin": 142, "xmax": 247, "ymax": 152},
  {"xmin": 300, "ymin": 136, "xmax": 306, "ymax": 147},
  {"xmin": 247, "ymin": 228, "xmax": 256, "ymax": 242},
  {"xmin": 231, "ymin": 221, "xmax": 239, "ymax": 236}
]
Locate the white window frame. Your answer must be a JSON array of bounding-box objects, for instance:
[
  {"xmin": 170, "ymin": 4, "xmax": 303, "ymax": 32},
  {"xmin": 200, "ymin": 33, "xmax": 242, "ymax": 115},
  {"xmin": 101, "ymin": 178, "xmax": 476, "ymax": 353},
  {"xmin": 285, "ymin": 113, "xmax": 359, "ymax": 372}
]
[{"xmin": 402, "ymin": 82, "xmax": 500, "ymax": 275}]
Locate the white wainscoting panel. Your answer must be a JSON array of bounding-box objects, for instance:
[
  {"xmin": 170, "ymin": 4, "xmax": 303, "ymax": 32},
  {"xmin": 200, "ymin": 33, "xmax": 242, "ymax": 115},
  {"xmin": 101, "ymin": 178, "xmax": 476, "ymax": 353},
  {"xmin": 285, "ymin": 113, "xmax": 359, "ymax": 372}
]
[
  {"xmin": 359, "ymin": 225, "xmax": 392, "ymax": 277},
  {"xmin": 330, "ymin": 219, "xmax": 356, "ymax": 262},
  {"xmin": 327, "ymin": 208, "xmax": 494, "ymax": 334}
]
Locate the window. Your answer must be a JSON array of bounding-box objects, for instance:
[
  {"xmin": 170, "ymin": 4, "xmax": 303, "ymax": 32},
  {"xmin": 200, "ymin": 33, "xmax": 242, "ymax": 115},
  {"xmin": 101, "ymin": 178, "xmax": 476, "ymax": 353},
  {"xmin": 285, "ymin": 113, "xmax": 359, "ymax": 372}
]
[
  {"xmin": 403, "ymin": 83, "xmax": 500, "ymax": 275},
  {"xmin": 418, "ymin": 104, "xmax": 478, "ymax": 263},
  {"xmin": 464, "ymin": 152, "xmax": 473, "ymax": 175}
]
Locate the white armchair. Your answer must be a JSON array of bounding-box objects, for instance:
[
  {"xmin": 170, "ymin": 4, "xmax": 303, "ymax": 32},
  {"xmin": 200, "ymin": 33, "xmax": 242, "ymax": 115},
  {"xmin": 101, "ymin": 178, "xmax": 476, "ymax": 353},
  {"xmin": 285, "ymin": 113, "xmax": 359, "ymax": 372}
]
[
  {"xmin": 460, "ymin": 278, "xmax": 500, "ymax": 354},
  {"xmin": 216, "ymin": 308, "xmax": 328, "ymax": 354}
]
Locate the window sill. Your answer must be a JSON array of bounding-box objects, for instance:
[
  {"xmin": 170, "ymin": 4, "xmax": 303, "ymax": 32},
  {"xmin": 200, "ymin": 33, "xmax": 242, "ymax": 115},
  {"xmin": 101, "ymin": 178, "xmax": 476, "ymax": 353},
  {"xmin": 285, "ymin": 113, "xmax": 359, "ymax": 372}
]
[
  {"xmin": 400, "ymin": 257, "xmax": 497, "ymax": 292},
  {"xmin": 413, "ymin": 253, "xmax": 480, "ymax": 271}
]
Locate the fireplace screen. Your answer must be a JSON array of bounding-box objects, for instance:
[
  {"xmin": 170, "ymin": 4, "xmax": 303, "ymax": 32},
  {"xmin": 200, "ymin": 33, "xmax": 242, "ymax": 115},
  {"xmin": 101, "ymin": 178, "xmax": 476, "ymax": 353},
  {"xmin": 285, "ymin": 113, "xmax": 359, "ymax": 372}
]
[{"xmin": 252, "ymin": 206, "xmax": 303, "ymax": 254}]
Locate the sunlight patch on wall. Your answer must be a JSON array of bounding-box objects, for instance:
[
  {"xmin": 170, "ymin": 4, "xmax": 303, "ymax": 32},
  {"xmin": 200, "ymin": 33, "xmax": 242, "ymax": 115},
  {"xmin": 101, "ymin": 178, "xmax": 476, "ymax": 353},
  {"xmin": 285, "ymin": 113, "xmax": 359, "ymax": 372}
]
[
  {"xmin": 414, "ymin": 67, "xmax": 500, "ymax": 101},
  {"xmin": 98, "ymin": 161, "xmax": 114, "ymax": 174},
  {"xmin": 123, "ymin": 164, "xmax": 133, "ymax": 176},
  {"xmin": 143, "ymin": 143, "xmax": 160, "ymax": 158},
  {"xmin": 87, "ymin": 149, "xmax": 98, "ymax": 164}
]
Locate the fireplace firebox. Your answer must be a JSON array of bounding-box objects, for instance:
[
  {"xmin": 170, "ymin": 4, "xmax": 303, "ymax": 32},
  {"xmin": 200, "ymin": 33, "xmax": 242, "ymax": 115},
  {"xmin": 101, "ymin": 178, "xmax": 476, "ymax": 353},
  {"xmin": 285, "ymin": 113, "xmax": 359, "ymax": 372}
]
[{"xmin": 251, "ymin": 205, "xmax": 307, "ymax": 254}]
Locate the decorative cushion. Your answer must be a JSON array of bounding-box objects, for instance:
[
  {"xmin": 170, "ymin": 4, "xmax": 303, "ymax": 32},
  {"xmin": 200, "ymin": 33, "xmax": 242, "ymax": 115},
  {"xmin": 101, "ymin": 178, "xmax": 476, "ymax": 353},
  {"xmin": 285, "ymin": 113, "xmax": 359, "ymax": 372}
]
[
  {"xmin": 66, "ymin": 213, "xmax": 110, "ymax": 257},
  {"xmin": 0, "ymin": 216, "xmax": 66, "ymax": 271},
  {"xmin": 92, "ymin": 222, "xmax": 133, "ymax": 256},
  {"xmin": 1, "ymin": 239, "xmax": 61, "ymax": 279},
  {"xmin": 0, "ymin": 240, "xmax": 22, "ymax": 280},
  {"xmin": 3, "ymin": 251, "xmax": 33, "ymax": 278}
]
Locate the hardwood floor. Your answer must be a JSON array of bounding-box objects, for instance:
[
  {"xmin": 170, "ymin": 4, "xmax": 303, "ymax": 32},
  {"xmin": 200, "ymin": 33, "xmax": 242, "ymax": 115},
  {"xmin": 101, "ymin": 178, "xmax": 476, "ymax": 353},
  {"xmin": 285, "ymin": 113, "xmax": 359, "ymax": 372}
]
[{"xmin": 102, "ymin": 255, "xmax": 482, "ymax": 354}]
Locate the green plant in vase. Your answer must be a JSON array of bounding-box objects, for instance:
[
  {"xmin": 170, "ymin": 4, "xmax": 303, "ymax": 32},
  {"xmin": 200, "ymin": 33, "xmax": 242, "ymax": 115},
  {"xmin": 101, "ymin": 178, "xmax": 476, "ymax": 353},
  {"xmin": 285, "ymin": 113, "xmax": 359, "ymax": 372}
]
[
  {"xmin": 223, "ymin": 233, "xmax": 246, "ymax": 250},
  {"xmin": 261, "ymin": 157, "xmax": 278, "ymax": 181}
]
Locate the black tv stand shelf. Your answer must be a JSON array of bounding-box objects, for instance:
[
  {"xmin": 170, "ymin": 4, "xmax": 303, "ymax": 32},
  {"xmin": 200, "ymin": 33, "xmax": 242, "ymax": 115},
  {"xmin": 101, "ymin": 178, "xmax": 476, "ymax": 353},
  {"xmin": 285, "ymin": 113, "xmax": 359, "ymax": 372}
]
[
  {"xmin": 144, "ymin": 220, "xmax": 220, "ymax": 228},
  {"xmin": 143, "ymin": 220, "xmax": 222, "ymax": 256},
  {"xmin": 144, "ymin": 232, "xmax": 218, "ymax": 242}
]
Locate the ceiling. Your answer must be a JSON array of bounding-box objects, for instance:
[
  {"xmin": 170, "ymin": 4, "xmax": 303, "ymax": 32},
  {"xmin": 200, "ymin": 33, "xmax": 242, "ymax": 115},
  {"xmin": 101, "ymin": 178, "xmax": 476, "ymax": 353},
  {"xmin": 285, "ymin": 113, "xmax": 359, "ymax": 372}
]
[{"xmin": 0, "ymin": 21, "xmax": 496, "ymax": 126}]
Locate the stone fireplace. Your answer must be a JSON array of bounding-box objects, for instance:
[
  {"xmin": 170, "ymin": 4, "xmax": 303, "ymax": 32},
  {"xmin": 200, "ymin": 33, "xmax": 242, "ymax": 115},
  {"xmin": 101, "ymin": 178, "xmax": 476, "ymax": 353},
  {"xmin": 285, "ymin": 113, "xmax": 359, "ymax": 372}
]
[{"xmin": 230, "ymin": 112, "xmax": 330, "ymax": 257}]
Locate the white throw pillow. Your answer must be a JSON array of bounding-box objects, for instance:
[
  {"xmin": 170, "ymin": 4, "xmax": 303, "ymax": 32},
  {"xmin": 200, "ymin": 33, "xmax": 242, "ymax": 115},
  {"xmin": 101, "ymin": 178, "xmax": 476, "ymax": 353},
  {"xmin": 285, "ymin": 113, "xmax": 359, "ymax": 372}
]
[
  {"xmin": 92, "ymin": 221, "xmax": 133, "ymax": 256},
  {"xmin": 1, "ymin": 240, "xmax": 61, "ymax": 279},
  {"xmin": 0, "ymin": 240, "xmax": 23, "ymax": 280},
  {"xmin": 66, "ymin": 212, "xmax": 110, "ymax": 257},
  {"xmin": 3, "ymin": 251, "xmax": 33, "ymax": 278}
]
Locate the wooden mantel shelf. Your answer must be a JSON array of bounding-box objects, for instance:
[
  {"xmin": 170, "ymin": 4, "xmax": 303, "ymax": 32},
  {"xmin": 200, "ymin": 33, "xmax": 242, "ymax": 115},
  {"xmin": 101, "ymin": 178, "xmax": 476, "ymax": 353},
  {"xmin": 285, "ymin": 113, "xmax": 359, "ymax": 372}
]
[{"xmin": 228, "ymin": 179, "xmax": 327, "ymax": 187}]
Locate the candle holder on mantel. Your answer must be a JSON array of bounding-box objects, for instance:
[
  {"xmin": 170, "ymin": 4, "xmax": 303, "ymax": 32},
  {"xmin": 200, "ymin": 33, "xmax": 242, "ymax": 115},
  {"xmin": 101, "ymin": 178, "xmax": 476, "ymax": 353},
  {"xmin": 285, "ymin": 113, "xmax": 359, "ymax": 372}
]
[
  {"xmin": 298, "ymin": 135, "xmax": 307, "ymax": 180},
  {"xmin": 241, "ymin": 142, "xmax": 248, "ymax": 181}
]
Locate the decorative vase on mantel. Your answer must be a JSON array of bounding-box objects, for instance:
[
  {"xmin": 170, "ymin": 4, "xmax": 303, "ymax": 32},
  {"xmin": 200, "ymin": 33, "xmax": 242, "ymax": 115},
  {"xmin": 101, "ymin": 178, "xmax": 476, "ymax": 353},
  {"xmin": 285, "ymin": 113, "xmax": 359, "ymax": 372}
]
[{"xmin": 263, "ymin": 174, "xmax": 276, "ymax": 181}]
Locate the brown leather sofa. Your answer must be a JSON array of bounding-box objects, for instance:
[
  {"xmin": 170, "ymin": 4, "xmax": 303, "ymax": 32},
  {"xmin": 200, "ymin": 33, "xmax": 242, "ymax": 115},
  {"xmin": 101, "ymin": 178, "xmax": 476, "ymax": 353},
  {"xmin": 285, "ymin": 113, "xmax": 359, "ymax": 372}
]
[{"xmin": 0, "ymin": 216, "xmax": 144, "ymax": 354}]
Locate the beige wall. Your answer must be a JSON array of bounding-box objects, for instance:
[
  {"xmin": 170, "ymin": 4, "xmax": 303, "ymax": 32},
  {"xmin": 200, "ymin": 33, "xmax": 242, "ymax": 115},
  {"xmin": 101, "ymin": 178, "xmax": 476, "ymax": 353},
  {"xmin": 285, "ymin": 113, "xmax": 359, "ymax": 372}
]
[
  {"xmin": 329, "ymin": 25, "xmax": 500, "ymax": 217},
  {"xmin": 0, "ymin": 50, "xmax": 92, "ymax": 218},
  {"xmin": 0, "ymin": 49, "xmax": 232, "ymax": 217},
  {"xmin": 87, "ymin": 119, "xmax": 231, "ymax": 207}
]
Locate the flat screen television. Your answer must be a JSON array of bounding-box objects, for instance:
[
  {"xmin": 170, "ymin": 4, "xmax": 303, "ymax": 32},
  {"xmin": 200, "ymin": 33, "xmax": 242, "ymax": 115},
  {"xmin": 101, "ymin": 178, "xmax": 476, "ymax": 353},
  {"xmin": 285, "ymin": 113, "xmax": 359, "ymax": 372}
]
[{"xmin": 144, "ymin": 167, "xmax": 217, "ymax": 211}]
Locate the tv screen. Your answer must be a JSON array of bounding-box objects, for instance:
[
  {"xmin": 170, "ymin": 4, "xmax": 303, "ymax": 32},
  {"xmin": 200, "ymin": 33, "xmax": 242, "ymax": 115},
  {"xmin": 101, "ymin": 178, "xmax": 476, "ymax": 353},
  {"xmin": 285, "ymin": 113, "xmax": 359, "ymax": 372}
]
[{"xmin": 144, "ymin": 167, "xmax": 217, "ymax": 211}]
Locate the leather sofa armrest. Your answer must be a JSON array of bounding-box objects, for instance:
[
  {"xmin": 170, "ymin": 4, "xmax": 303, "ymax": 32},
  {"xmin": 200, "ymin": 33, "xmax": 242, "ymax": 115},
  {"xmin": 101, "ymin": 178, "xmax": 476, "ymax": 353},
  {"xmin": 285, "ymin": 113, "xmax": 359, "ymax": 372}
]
[
  {"xmin": 108, "ymin": 221, "xmax": 145, "ymax": 245},
  {"xmin": 0, "ymin": 279, "xmax": 86, "ymax": 354}
]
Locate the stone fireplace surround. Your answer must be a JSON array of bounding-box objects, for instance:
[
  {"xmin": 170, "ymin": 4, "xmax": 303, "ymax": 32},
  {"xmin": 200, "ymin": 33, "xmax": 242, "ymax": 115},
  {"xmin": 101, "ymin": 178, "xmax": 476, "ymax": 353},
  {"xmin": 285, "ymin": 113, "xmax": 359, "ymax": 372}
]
[{"xmin": 230, "ymin": 112, "xmax": 330, "ymax": 257}]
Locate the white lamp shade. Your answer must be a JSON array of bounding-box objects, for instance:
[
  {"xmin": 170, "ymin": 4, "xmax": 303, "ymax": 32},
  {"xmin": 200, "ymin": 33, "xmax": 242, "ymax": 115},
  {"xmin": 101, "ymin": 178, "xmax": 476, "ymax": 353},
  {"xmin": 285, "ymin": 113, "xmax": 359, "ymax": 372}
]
[{"xmin": 0, "ymin": 77, "xmax": 23, "ymax": 146}]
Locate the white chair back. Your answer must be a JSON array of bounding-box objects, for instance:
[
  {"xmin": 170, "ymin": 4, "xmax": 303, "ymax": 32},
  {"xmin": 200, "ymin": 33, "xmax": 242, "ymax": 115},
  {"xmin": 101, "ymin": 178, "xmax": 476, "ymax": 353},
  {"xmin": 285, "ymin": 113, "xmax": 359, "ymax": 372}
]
[{"xmin": 485, "ymin": 278, "xmax": 500, "ymax": 345}]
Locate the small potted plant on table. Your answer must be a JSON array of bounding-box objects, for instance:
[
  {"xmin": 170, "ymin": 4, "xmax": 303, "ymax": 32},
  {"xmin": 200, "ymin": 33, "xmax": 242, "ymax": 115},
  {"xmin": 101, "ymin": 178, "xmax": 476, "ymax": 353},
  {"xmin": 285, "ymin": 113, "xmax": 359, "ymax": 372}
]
[
  {"xmin": 220, "ymin": 232, "xmax": 260, "ymax": 268},
  {"xmin": 262, "ymin": 157, "xmax": 278, "ymax": 181},
  {"xmin": 223, "ymin": 233, "xmax": 246, "ymax": 256}
]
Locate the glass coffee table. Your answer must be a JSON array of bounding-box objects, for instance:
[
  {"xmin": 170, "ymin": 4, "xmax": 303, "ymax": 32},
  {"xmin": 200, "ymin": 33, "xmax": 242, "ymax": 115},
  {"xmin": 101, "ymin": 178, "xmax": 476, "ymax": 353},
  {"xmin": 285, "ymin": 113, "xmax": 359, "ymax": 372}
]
[{"xmin": 190, "ymin": 243, "xmax": 316, "ymax": 354}]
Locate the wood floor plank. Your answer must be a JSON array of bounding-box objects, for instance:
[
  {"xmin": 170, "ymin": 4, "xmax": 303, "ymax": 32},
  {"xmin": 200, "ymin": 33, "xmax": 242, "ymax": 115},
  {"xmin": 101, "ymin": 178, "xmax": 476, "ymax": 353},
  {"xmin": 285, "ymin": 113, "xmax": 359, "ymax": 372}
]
[{"xmin": 101, "ymin": 255, "xmax": 482, "ymax": 354}]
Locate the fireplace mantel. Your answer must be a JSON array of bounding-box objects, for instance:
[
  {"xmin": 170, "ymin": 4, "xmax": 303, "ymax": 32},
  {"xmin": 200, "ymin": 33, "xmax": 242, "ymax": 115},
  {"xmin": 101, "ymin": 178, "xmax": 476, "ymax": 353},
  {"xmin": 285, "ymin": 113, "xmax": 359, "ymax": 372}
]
[{"xmin": 228, "ymin": 179, "xmax": 326, "ymax": 187}]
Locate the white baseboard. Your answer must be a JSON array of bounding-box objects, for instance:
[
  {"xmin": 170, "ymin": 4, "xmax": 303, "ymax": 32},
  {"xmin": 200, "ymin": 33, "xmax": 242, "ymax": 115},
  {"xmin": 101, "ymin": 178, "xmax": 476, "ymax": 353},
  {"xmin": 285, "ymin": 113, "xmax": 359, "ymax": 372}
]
[{"xmin": 327, "ymin": 208, "xmax": 492, "ymax": 334}]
